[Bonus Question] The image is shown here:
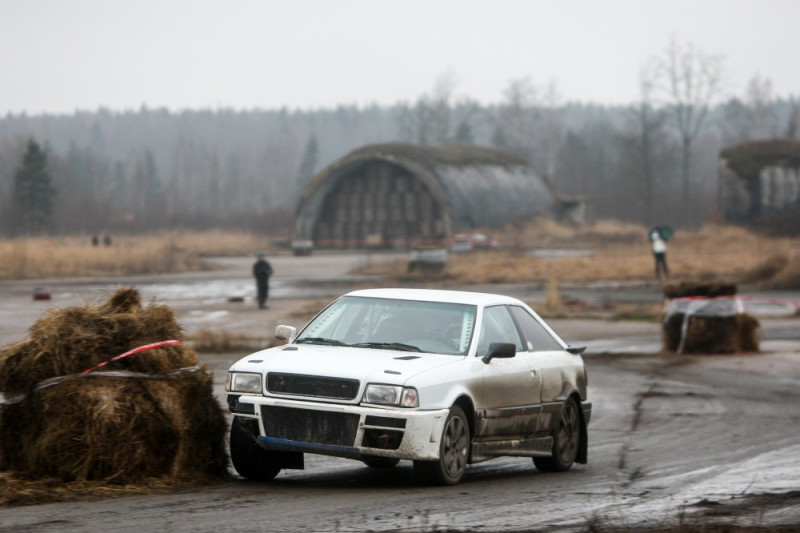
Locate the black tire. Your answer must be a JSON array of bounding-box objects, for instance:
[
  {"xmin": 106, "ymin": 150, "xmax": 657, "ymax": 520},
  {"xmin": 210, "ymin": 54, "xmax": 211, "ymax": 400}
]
[
  {"xmin": 534, "ymin": 397, "xmax": 581, "ymax": 472},
  {"xmin": 414, "ymin": 405, "xmax": 470, "ymax": 485},
  {"xmin": 229, "ymin": 417, "xmax": 282, "ymax": 481},
  {"xmin": 362, "ymin": 457, "xmax": 400, "ymax": 469}
]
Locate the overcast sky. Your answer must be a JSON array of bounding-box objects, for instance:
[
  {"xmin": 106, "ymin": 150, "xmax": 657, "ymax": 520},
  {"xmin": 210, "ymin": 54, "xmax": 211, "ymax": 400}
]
[{"xmin": 2, "ymin": 0, "xmax": 798, "ymax": 115}]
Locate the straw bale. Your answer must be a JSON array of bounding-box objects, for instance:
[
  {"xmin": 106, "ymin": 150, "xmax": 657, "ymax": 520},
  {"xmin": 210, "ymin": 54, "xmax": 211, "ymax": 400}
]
[
  {"xmin": 661, "ymin": 313, "xmax": 760, "ymax": 354},
  {"xmin": 0, "ymin": 288, "xmax": 227, "ymax": 485},
  {"xmin": 663, "ymin": 281, "xmax": 738, "ymax": 299},
  {"xmin": 662, "ymin": 313, "xmax": 684, "ymax": 352},
  {"xmin": 0, "ymin": 292, "xmax": 194, "ymax": 395}
]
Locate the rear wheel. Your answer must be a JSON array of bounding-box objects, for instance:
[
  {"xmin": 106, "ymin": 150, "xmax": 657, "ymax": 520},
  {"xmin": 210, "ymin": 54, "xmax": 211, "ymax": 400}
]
[
  {"xmin": 414, "ymin": 405, "xmax": 469, "ymax": 485},
  {"xmin": 229, "ymin": 417, "xmax": 282, "ymax": 481},
  {"xmin": 534, "ymin": 397, "xmax": 581, "ymax": 472}
]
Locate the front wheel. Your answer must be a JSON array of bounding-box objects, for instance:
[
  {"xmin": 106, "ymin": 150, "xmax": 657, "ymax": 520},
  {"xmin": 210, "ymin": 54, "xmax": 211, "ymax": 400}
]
[
  {"xmin": 534, "ymin": 397, "xmax": 581, "ymax": 472},
  {"xmin": 229, "ymin": 417, "xmax": 282, "ymax": 481},
  {"xmin": 414, "ymin": 405, "xmax": 470, "ymax": 485},
  {"xmin": 362, "ymin": 457, "xmax": 400, "ymax": 469}
]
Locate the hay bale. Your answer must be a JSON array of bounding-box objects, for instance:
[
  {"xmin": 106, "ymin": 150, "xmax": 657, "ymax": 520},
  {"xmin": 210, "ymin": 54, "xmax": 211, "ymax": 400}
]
[
  {"xmin": 0, "ymin": 289, "xmax": 191, "ymax": 395},
  {"xmin": 662, "ymin": 313, "xmax": 684, "ymax": 352},
  {"xmin": 663, "ymin": 281, "xmax": 738, "ymax": 299},
  {"xmin": 683, "ymin": 315, "xmax": 743, "ymax": 353},
  {"xmin": 0, "ymin": 288, "xmax": 228, "ymax": 484},
  {"xmin": 736, "ymin": 314, "xmax": 761, "ymax": 352},
  {"xmin": 661, "ymin": 281, "xmax": 760, "ymax": 354},
  {"xmin": 662, "ymin": 313, "xmax": 760, "ymax": 354}
]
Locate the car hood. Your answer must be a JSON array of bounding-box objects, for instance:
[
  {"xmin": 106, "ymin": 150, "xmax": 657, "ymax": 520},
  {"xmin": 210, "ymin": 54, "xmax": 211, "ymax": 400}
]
[{"xmin": 229, "ymin": 343, "xmax": 463, "ymax": 385}]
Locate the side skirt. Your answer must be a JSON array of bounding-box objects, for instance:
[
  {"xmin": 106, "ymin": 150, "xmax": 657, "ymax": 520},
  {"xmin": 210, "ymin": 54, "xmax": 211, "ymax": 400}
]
[{"xmin": 470, "ymin": 436, "xmax": 553, "ymax": 463}]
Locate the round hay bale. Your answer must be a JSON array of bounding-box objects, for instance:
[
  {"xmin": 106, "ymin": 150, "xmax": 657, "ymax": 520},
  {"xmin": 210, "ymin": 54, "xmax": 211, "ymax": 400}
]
[
  {"xmin": 0, "ymin": 288, "xmax": 228, "ymax": 484},
  {"xmin": 0, "ymin": 293, "xmax": 195, "ymax": 395}
]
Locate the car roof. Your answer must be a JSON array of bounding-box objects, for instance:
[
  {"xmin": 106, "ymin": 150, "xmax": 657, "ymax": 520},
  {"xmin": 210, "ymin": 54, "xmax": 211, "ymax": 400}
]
[{"xmin": 344, "ymin": 288, "xmax": 525, "ymax": 307}]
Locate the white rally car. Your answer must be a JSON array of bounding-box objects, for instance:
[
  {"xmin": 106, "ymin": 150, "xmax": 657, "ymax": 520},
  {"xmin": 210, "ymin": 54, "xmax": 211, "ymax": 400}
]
[{"xmin": 225, "ymin": 288, "xmax": 591, "ymax": 485}]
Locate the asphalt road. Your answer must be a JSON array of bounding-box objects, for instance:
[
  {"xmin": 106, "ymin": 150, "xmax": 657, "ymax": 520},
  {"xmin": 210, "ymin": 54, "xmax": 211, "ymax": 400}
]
[{"xmin": 1, "ymin": 252, "xmax": 799, "ymax": 532}]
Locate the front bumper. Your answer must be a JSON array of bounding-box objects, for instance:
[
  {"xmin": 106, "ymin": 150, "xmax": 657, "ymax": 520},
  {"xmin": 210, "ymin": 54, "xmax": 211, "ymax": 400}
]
[{"xmin": 235, "ymin": 395, "xmax": 450, "ymax": 461}]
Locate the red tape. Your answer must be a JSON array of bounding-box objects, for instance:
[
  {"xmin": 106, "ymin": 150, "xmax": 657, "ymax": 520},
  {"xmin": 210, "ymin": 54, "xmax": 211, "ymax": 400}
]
[{"xmin": 81, "ymin": 340, "xmax": 182, "ymax": 374}]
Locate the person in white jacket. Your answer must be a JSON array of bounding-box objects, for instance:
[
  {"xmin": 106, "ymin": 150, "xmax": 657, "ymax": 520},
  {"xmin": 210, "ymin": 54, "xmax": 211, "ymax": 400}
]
[{"xmin": 651, "ymin": 230, "xmax": 669, "ymax": 280}]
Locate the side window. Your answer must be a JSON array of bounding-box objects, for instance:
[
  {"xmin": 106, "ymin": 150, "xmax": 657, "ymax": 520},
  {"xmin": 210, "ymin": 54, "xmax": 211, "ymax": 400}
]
[
  {"xmin": 509, "ymin": 306, "xmax": 563, "ymax": 351},
  {"xmin": 476, "ymin": 306, "xmax": 524, "ymax": 357}
]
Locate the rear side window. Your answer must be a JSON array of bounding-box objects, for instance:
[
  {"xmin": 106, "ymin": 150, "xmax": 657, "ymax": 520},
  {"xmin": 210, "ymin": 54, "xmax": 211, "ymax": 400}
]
[{"xmin": 509, "ymin": 306, "xmax": 563, "ymax": 351}]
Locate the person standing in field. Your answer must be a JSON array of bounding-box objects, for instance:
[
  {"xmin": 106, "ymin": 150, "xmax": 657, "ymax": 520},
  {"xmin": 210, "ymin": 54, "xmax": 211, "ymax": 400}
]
[
  {"xmin": 252, "ymin": 252, "xmax": 274, "ymax": 309},
  {"xmin": 650, "ymin": 229, "xmax": 669, "ymax": 280}
]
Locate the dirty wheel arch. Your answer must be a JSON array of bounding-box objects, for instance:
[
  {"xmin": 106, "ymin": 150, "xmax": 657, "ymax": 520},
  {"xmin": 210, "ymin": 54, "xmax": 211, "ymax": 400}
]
[
  {"xmin": 229, "ymin": 417, "xmax": 282, "ymax": 481},
  {"xmin": 534, "ymin": 396, "xmax": 581, "ymax": 472},
  {"xmin": 414, "ymin": 405, "xmax": 470, "ymax": 485}
]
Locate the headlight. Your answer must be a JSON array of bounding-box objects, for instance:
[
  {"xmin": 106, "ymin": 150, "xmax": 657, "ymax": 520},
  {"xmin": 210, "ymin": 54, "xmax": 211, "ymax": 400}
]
[
  {"xmin": 364, "ymin": 384, "xmax": 418, "ymax": 407},
  {"xmin": 226, "ymin": 371, "xmax": 262, "ymax": 394}
]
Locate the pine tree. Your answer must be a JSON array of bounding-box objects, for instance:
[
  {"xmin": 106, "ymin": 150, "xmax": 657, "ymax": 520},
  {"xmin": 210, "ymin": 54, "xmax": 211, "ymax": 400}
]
[{"xmin": 13, "ymin": 139, "xmax": 55, "ymax": 235}]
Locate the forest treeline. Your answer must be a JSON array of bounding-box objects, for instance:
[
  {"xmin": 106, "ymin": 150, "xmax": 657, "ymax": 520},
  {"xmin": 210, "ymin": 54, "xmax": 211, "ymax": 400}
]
[{"xmin": 1, "ymin": 78, "xmax": 798, "ymax": 237}]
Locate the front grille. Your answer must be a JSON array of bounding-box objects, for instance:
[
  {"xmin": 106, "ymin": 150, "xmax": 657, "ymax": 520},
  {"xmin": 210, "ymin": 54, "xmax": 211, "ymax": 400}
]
[
  {"xmin": 261, "ymin": 406, "xmax": 359, "ymax": 447},
  {"xmin": 267, "ymin": 372, "xmax": 360, "ymax": 400}
]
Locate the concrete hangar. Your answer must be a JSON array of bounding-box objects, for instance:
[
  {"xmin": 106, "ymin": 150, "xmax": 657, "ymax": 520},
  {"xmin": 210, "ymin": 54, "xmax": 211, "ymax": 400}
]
[{"xmin": 292, "ymin": 143, "xmax": 579, "ymax": 250}]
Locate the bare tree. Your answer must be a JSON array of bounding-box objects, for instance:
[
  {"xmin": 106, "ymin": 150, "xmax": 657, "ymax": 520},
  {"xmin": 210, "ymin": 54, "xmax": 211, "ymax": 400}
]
[
  {"xmin": 629, "ymin": 63, "xmax": 670, "ymax": 222},
  {"xmin": 744, "ymin": 74, "xmax": 778, "ymax": 137},
  {"xmin": 429, "ymin": 71, "xmax": 458, "ymax": 144},
  {"xmin": 655, "ymin": 38, "xmax": 726, "ymax": 211},
  {"xmin": 396, "ymin": 72, "xmax": 458, "ymax": 145},
  {"xmin": 496, "ymin": 77, "xmax": 538, "ymax": 163},
  {"xmin": 539, "ymin": 80, "xmax": 564, "ymax": 178}
]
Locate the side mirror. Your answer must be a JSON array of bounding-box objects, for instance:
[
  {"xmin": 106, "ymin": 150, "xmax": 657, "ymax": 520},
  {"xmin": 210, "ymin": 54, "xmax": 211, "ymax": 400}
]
[
  {"xmin": 566, "ymin": 345, "xmax": 586, "ymax": 355},
  {"xmin": 481, "ymin": 342, "xmax": 516, "ymax": 364},
  {"xmin": 275, "ymin": 325, "xmax": 297, "ymax": 343}
]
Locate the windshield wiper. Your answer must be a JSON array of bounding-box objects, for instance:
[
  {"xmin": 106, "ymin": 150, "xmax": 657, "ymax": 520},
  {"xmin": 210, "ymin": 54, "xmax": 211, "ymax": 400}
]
[
  {"xmin": 353, "ymin": 342, "xmax": 421, "ymax": 352},
  {"xmin": 295, "ymin": 337, "xmax": 349, "ymax": 346}
]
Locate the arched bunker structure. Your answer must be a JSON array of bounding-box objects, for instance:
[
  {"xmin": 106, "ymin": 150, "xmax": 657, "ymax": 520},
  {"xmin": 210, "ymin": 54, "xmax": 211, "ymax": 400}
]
[{"xmin": 293, "ymin": 143, "xmax": 560, "ymax": 249}]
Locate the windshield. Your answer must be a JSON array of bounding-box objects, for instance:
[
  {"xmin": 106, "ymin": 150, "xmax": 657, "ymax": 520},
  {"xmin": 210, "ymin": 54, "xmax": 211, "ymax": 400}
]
[{"xmin": 295, "ymin": 296, "xmax": 477, "ymax": 355}]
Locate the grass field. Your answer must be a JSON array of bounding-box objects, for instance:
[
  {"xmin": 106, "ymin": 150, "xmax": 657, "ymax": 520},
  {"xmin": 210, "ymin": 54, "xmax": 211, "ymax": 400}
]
[
  {"xmin": 1, "ymin": 222, "xmax": 798, "ymax": 288},
  {"xmin": 0, "ymin": 231, "xmax": 272, "ymax": 279},
  {"xmin": 358, "ymin": 220, "xmax": 800, "ymax": 289}
]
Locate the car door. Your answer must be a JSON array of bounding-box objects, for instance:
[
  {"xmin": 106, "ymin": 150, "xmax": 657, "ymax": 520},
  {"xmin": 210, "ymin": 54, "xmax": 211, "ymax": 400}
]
[
  {"xmin": 474, "ymin": 305, "xmax": 542, "ymax": 438},
  {"xmin": 508, "ymin": 305, "xmax": 572, "ymax": 432}
]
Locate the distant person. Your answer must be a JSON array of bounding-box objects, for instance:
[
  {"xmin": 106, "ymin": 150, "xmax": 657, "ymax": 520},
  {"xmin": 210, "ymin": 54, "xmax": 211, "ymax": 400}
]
[
  {"xmin": 252, "ymin": 252, "xmax": 274, "ymax": 309},
  {"xmin": 650, "ymin": 229, "xmax": 669, "ymax": 280},
  {"xmin": 92, "ymin": 234, "xmax": 99, "ymax": 246},
  {"xmin": 103, "ymin": 233, "xmax": 112, "ymax": 246}
]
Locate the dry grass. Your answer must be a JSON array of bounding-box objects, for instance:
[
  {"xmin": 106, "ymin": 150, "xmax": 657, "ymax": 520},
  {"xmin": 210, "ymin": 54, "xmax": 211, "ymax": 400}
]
[
  {"xmin": 288, "ymin": 299, "xmax": 329, "ymax": 320},
  {"xmin": 186, "ymin": 328, "xmax": 279, "ymax": 353},
  {"xmin": 357, "ymin": 221, "xmax": 799, "ymax": 288},
  {"xmin": 0, "ymin": 231, "xmax": 272, "ymax": 280},
  {"xmin": 0, "ymin": 471, "xmax": 225, "ymax": 507}
]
